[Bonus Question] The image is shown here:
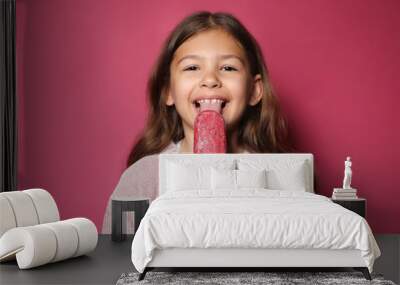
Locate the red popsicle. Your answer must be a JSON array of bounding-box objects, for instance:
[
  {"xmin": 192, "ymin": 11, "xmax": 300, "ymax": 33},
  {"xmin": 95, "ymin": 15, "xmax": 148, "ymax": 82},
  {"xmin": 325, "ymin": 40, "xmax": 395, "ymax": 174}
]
[{"xmin": 193, "ymin": 99, "xmax": 226, "ymax": 153}]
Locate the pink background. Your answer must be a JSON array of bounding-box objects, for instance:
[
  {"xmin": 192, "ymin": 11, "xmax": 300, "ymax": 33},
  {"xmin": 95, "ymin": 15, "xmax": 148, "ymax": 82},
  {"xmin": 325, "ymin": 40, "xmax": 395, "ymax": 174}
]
[{"xmin": 16, "ymin": 0, "xmax": 400, "ymax": 233}]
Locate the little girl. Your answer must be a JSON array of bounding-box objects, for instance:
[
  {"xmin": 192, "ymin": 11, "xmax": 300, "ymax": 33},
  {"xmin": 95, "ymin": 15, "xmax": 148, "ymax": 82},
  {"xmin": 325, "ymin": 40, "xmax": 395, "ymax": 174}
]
[{"xmin": 102, "ymin": 11, "xmax": 292, "ymax": 233}]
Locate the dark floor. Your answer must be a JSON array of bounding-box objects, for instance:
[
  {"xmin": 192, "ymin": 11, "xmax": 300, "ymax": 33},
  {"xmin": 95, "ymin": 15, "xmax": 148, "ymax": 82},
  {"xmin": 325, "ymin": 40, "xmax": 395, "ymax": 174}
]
[
  {"xmin": 0, "ymin": 235, "xmax": 133, "ymax": 285},
  {"xmin": 0, "ymin": 235, "xmax": 399, "ymax": 285}
]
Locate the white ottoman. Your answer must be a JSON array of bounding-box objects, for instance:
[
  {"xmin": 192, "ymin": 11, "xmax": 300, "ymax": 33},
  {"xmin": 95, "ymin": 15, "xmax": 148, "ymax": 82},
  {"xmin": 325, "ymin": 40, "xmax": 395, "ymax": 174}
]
[{"xmin": 0, "ymin": 189, "xmax": 98, "ymax": 269}]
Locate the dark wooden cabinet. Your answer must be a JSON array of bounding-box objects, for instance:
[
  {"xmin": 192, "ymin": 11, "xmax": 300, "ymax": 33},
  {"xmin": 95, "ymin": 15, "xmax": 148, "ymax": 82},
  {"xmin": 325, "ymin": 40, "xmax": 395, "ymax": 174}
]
[{"xmin": 331, "ymin": 198, "xmax": 366, "ymax": 218}]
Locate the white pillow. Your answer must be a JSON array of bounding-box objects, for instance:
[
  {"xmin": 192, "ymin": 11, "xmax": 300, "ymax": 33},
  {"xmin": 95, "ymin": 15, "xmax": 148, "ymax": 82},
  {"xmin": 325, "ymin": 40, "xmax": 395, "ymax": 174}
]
[
  {"xmin": 167, "ymin": 162, "xmax": 211, "ymax": 191},
  {"xmin": 238, "ymin": 159, "xmax": 308, "ymax": 191},
  {"xmin": 266, "ymin": 164, "xmax": 307, "ymax": 191},
  {"xmin": 236, "ymin": 169, "xmax": 267, "ymax": 188},
  {"xmin": 211, "ymin": 168, "xmax": 267, "ymax": 190},
  {"xmin": 211, "ymin": 168, "xmax": 236, "ymax": 190}
]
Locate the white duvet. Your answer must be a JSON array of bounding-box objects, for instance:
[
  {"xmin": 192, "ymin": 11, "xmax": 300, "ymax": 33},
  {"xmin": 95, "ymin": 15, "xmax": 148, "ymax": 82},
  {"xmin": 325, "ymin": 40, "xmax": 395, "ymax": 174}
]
[{"xmin": 131, "ymin": 189, "xmax": 380, "ymax": 273}]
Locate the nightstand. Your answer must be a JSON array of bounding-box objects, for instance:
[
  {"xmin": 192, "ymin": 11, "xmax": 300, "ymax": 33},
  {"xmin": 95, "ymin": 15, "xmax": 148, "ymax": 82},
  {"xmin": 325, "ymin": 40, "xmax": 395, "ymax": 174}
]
[
  {"xmin": 112, "ymin": 197, "xmax": 150, "ymax": 242},
  {"xmin": 331, "ymin": 198, "xmax": 366, "ymax": 218}
]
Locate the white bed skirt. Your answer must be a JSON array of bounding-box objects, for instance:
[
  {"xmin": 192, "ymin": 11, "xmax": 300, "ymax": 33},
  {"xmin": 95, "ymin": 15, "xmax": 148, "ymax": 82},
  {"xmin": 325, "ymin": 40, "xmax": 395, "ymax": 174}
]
[{"xmin": 148, "ymin": 248, "xmax": 366, "ymax": 268}]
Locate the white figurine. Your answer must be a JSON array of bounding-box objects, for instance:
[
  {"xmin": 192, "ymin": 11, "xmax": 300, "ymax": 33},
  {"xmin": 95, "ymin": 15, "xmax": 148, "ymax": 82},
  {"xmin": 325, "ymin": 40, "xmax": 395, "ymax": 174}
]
[{"xmin": 342, "ymin": 156, "xmax": 352, "ymax": 189}]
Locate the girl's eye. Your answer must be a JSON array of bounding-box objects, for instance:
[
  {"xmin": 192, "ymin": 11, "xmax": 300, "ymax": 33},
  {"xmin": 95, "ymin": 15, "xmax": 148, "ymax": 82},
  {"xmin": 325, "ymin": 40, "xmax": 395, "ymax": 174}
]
[
  {"xmin": 182, "ymin": 65, "xmax": 238, "ymax": 72},
  {"xmin": 221, "ymin": 65, "xmax": 238, "ymax": 71},
  {"xmin": 183, "ymin": 65, "xmax": 199, "ymax": 71}
]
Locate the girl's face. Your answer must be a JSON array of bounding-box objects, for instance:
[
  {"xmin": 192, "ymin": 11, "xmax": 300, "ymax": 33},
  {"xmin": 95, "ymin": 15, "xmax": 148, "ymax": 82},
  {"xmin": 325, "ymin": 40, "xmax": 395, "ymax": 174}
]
[{"xmin": 166, "ymin": 28, "xmax": 263, "ymax": 136}]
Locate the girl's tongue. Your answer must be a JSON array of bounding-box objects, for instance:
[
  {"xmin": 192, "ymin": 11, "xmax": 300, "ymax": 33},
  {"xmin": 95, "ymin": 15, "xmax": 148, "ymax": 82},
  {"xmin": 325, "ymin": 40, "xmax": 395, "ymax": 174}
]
[
  {"xmin": 194, "ymin": 99, "xmax": 226, "ymax": 153},
  {"xmin": 199, "ymin": 99, "xmax": 223, "ymax": 113}
]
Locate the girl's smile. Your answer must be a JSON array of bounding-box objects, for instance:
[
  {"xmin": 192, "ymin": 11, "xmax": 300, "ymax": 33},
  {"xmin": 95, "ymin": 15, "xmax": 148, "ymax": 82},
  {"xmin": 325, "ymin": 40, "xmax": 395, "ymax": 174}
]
[{"xmin": 165, "ymin": 28, "xmax": 263, "ymax": 151}]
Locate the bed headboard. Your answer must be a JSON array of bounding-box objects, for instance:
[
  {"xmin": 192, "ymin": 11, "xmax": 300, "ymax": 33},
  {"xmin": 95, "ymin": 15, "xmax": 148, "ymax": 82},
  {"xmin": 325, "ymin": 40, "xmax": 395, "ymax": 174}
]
[{"xmin": 159, "ymin": 153, "xmax": 314, "ymax": 195}]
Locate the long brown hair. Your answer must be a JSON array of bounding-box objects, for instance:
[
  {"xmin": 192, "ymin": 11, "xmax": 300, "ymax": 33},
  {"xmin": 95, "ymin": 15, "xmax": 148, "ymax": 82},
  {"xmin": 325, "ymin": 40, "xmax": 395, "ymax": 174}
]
[{"xmin": 127, "ymin": 11, "xmax": 293, "ymax": 167}]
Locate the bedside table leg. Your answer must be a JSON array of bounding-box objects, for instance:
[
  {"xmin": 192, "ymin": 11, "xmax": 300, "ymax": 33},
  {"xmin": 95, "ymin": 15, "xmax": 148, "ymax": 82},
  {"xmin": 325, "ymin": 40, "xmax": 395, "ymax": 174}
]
[{"xmin": 112, "ymin": 201, "xmax": 123, "ymax": 241}]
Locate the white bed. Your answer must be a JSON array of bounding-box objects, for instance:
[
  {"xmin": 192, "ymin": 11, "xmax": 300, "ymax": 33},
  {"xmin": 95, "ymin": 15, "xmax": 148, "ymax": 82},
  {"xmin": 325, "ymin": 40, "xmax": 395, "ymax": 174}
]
[{"xmin": 131, "ymin": 154, "xmax": 380, "ymax": 280}]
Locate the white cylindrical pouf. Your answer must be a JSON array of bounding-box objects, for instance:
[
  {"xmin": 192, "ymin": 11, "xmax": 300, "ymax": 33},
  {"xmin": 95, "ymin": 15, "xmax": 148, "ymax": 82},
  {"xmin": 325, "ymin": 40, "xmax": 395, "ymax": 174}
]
[
  {"xmin": 0, "ymin": 226, "xmax": 57, "ymax": 269},
  {"xmin": 62, "ymin": 218, "xmax": 98, "ymax": 257},
  {"xmin": 0, "ymin": 196, "xmax": 17, "ymax": 237},
  {"xmin": 0, "ymin": 192, "xmax": 39, "ymax": 227},
  {"xmin": 42, "ymin": 221, "xmax": 79, "ymax": 262},
  {"xmin": 23, "ymin": 189, "xmax": 60, "ymax": 223}
]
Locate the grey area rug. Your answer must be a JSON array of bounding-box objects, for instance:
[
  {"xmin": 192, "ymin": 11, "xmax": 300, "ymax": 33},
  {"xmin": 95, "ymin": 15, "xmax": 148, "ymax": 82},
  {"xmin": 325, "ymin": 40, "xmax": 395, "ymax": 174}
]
[{"xmin": 116, "ymin": 271, "xmax": 396, "ymax": 285}]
